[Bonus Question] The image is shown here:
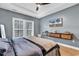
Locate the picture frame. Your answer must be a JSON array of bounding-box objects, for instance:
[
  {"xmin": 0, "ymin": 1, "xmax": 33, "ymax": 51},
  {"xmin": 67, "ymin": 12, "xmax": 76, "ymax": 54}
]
[{"xmin": 49, "ymin": 18, "xmax": 63, "ymax": 27}]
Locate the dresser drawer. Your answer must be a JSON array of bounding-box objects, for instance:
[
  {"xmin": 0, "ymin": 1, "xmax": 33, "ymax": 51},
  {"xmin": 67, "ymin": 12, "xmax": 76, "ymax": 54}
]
[
  {"xmin": 61, "ymin": 34, "xmax": 72, "ymax": 40},
  {"xmin": 48, "ymin": 33, "xmax": 60, "ymax": 38}
]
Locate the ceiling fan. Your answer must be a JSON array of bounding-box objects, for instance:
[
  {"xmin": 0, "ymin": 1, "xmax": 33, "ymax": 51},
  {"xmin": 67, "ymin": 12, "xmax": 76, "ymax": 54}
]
[{"xmin": 35, "ymin": 3, "xmax": 50, "ymax": 11}]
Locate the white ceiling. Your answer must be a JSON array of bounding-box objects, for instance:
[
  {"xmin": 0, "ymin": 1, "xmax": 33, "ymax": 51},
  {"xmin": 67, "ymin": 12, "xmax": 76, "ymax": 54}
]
[{"xmin": 0, "ymin": 3, "xmax": 77, "ymax": 18}]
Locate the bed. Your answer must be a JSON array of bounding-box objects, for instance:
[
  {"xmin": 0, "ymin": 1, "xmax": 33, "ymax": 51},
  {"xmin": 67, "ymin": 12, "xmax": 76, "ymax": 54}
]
[{"xmin": 0, "ymin": 36, "xmax": 60, "ymax": 56}]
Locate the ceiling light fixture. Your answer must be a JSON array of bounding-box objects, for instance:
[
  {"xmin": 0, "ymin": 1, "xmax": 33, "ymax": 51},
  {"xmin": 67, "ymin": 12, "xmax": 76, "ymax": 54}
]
[{"xmin": 36, "ymin": 3, "xmax": 50, "ymax": 11}]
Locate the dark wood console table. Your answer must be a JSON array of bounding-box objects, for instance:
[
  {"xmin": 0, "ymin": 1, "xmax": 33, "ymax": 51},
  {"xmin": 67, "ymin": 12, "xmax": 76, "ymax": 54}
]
[{"xmin": 48, "ymin": 33, "xmax": 73, "ymax": 40}]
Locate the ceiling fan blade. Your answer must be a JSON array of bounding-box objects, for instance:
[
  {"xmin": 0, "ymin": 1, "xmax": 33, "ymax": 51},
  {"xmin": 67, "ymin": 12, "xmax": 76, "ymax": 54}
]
[
  {"xmin": 40, "ymin": 3, "xmax": 50, "ymax": 5},
  {"xmin": 36, "ymin": 3, "xmax": 50, "ymax": 5}
]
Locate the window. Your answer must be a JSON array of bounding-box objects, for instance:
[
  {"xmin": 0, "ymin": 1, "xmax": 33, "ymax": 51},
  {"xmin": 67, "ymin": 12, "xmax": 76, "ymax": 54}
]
[{"xmin": 12, "ymin": 17, "xmax": 34, "ymax": 38}]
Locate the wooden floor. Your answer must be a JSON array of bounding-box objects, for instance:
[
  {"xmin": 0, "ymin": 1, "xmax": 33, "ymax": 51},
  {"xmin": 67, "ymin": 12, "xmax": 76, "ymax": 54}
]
[{"xmin": 60, "ymin": 45, "xmax": 79, "ymax": 56}]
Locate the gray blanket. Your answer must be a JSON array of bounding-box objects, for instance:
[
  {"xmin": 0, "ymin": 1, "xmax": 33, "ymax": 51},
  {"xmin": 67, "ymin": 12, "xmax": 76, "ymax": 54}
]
[
  {"xmin": 0, "ymin": 38, "xmax": 43, "ymax": 56},
  {"xmin": 0, "ymin": 37, "xmax": 60, "ymax": 56}
]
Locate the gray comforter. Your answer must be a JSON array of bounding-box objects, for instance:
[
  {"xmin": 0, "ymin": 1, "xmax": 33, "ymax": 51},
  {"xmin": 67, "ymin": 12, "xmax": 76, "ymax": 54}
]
[{"xmin": 0, "ymin": 37, "xmax": 43, "ymax": 56}]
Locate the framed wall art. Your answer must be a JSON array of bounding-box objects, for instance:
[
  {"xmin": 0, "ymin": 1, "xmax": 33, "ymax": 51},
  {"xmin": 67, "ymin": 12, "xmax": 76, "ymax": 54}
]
[{"xmin": 49, "ymin": 18, "xmax": 63, "ymax": 27}]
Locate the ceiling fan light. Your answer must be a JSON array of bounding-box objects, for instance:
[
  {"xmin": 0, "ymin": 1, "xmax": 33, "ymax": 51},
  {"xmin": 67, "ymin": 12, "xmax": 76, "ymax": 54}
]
[
  {"xmin": 37, "ymin": 4, "xmax": 40, "ymax": 7},
  {"xmin": 36, "ymin": 6, "xmax": 39, "ymax": 11}
]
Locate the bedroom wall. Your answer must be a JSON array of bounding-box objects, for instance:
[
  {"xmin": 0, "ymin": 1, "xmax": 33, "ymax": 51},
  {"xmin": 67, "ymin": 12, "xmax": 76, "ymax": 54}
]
[
  {"xmin": 40, "ymin": 4, "xmax": 79, "ymax": 40},
  {"xmin": 0, "ymin": 8, "xmax": 40, "ymax": 39}
]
